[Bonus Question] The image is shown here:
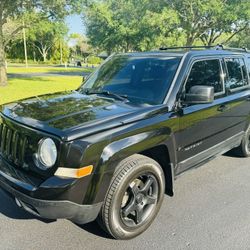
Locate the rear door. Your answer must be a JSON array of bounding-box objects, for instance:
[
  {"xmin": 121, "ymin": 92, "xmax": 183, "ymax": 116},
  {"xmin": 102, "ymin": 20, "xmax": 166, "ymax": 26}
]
[{"xmin": 220, "ymin": 56, "xmax": 250, "ymax": 143}]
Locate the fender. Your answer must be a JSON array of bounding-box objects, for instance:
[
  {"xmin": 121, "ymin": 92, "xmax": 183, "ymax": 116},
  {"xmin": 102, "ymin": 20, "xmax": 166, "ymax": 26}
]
[{"xmin": 83, "ymin": 126, "xmax": 177, "ymax": 204}]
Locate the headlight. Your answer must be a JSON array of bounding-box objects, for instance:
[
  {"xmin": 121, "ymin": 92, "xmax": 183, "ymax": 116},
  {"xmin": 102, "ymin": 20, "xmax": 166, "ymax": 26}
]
[{"xmin": 38, "ymin": 138, "xmax": 57, "ymax": 168}]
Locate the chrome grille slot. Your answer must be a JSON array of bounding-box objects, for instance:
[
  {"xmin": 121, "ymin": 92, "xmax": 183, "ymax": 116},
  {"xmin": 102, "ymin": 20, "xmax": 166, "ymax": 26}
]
[
  {"xmin": 0, "ymin": 124, "xmax": 7, "ymax": 154},
  {"xmin": 0, "ymin": 124, "xmax": 3, "ymax": 141},
  {"xmin": 0, "ymin": 123, "xmax": 28, "ymax": 168},
  {"xmin": 6, "ymin": 128, "xmax": 13, "ymax": 158},
  {"xmin": 12, "ymin": 130, "xmax": 19, "ymax": 161}
]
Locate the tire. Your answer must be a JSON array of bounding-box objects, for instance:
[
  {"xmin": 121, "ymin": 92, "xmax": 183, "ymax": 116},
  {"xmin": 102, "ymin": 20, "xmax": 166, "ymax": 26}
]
[
  {"xmin": 98, "ymin": 154, "xmax": 165, "ymax": 240},
  {"xmin": 234, "ymin": 126, "xmax": 250, "ymax": 157}
]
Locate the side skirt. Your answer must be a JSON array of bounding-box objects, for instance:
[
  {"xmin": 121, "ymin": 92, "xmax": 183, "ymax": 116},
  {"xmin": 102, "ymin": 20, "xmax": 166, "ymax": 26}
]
[{"xmin": 177, "ymin": 132, "xmax": 244, "ymax": 175}]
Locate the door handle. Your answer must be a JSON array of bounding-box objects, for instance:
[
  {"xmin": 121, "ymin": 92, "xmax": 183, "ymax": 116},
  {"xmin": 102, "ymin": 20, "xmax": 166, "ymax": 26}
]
[{"xmin": 217, "ymin": 104, "xmax": 228, "ymax": 112}]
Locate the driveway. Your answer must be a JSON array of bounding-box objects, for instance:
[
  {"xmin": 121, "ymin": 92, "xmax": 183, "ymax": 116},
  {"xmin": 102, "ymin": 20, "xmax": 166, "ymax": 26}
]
[
  {"xmin": 0, "ymin": 153, "xmax": 250, "ymax": 250},
  {"xmin": 8, "ymin": 71, "xmax": 90, "ymax": 78}
]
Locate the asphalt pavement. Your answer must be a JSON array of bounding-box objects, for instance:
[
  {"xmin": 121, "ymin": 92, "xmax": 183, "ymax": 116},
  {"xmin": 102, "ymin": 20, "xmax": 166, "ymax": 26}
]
[
  {"xmin": 8, "ymin": 71, "xmax": 90, "ymax": 78},
  {"xmin": 1, "ymin": 153, "xmax": 250, "ymax": 250}
]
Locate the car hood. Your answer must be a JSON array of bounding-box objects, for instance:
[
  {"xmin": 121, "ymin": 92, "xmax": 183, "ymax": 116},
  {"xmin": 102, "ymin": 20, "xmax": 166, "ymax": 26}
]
[{"xmin": 0, "ymin": 91, "xmax": 167, "ymax": 141}]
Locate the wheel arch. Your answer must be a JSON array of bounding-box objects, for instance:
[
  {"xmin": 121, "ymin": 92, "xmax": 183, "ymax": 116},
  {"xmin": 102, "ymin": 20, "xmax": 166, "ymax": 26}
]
[
  {"xmin": 139, "ymin": 144, "xmax": 174, "ymax": 196},
  {"xmin": 83, "ymin": 130, "xmax": 176, "ymax": 204}
]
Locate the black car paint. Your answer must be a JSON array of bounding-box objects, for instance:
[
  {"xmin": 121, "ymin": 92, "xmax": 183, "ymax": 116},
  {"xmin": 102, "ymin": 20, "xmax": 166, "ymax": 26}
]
[{"xmin": 0, "ymin": 49, "xmax": 250, "ymax": 223}]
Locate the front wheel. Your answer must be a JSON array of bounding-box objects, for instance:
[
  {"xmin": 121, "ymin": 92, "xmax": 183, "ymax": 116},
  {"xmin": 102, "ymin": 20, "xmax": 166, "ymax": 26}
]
[{"xmin": 98, "ymin": 154, "xmax": 165, "ymax": 240}]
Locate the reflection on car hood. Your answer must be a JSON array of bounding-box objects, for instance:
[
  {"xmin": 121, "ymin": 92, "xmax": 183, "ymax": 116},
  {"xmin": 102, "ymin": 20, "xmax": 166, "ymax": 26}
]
[{"xmin": 0, "ymin": 91, "xmax": 166, "ymax": 141}]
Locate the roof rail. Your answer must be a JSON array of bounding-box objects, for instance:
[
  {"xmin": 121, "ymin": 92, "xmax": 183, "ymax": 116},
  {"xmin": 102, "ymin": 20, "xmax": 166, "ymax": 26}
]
[
  {"xmin": 159, "ymin": 45, "xmax": 215, "ymax": 51},
  {"xmin": 159, "ymin": 44, "xmax": 249, "ymax": 53},
  {"xmin": 216, "ymin": 45, "xmax": 249, "ymax": 53}
]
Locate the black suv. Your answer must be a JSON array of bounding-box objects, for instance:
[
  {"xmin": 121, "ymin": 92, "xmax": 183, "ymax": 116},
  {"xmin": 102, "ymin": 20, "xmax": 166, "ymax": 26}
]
[{"xmin": 0, "ymin": 47, "xmax": 250, "ymax": 239}]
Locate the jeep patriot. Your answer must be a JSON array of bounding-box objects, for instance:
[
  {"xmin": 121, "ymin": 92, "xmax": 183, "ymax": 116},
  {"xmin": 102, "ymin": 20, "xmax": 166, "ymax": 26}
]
[{"xmin": 0, "ymin": 46, "xmax": 250, "ymax": 239}]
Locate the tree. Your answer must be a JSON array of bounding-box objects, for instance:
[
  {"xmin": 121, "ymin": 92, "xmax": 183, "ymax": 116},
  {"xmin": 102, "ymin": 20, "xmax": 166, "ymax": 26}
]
[
  {"xmin": 69, "ymin": 33, "xmax": 91, "ymax": 62},
  {"xmin": 50, "ymin": 40, "xmax": 69, "ymax": 64},
  {"xmin": 167, "ymin": 0, "xmax": 250, "ymax": 46},
  {"xmin": 28, "ymin": 19, "xmax": 68, "ymax": 62},
  {"xmin": 0, "ymin": 0, "xmax": 76, "ymax": 86},
  {"xmin": 83, "ymin": 0, "xmax": 179, "ymax": 53},
  {"xmin": 227, "ymin": 28, "xmax": 250, "ymax": 48}
]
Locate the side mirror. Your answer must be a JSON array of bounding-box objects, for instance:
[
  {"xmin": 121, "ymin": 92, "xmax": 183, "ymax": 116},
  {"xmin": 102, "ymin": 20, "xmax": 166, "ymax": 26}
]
[{"xmin": 184, "ymin": 86, "xmax": 214, "ymax": 104}]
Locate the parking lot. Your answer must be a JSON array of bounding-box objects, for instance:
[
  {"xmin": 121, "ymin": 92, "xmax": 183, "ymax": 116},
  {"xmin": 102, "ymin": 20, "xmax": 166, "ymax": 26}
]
[{"xmin": 1, "ymin": 153, "xmax": 250, "ymax": 250}]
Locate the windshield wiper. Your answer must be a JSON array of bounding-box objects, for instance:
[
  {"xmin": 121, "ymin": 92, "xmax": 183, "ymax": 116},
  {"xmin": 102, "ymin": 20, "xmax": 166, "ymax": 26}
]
[{"xmin": 84, "ymin": 89, "xmax": 128, "ymax": 102}]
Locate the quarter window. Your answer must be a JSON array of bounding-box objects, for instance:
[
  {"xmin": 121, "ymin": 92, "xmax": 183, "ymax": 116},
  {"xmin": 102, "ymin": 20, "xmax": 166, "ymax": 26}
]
[
  {"xmin": 185, "ymin": 59, "xmax": 224, "ymax": 94},
  {"xmin": 248, "ymin": 58, "xmax": 250, "ymax": 77},
  {"xmin": 225, "ymin": 58, "xmax": 248, "ymax": 90}
]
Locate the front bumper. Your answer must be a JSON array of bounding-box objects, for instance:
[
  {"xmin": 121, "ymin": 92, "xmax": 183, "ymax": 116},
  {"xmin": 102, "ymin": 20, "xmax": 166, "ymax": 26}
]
[
  {"xmin": 1, "ymin": 181, "xmax": 102, "ymax": 224},
  {"xmin": 0, "ymin": 156, "xmax": 102, "ymax": 224}
]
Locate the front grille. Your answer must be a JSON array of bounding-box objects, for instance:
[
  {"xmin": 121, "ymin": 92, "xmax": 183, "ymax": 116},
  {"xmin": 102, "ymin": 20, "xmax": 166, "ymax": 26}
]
[{"xmin": 0, "ymin": 123, "xmax": 28, "ymax": 168}]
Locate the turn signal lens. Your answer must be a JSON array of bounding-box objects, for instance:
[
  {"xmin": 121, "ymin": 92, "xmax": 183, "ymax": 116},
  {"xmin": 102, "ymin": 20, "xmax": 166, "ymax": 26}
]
[
  {"xmin": 76, "ymin": 165, "xmax": 93, "ymax": 178},
  {"xmin": 55, "ymin": 165, "xmax": 93, "ymax": 178}
]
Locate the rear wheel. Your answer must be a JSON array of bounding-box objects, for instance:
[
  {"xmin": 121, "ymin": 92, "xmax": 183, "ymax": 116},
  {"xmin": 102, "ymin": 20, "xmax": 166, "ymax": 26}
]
[
  {"xmin": 234, "ymin": 126, "xmax": 250, "ymax": 157},
  {"xmin": 98, "ymin": 154, "xmax": 165, "ymax": 240}
]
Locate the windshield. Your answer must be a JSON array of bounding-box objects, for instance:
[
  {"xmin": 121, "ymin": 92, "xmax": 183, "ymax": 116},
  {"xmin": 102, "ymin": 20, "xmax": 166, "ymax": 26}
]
[{"xmin": 80, "ymin": 55, "xmax": 181, "ymax": 105}]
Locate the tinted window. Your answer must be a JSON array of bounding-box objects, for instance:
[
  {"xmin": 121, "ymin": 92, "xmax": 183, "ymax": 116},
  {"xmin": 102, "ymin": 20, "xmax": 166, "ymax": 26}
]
[
  {"xmin": 185, "ymin": 59, "xmax": 223, "ymax": 94},
  {"xmin": 248, "ymin": 58, "xmax": 250, "ymax": 77},
  {"xmin": 225, "ymin": 58, "xmax": 248, "ymax": 90},
  {"xmin": 81, "ymin": 55, "xmax": 180, "ymax": 105}
]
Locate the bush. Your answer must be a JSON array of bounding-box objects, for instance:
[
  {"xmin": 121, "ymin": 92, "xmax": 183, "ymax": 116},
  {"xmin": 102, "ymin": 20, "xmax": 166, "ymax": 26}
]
[{"xmin": 87, "ymin": 56, "xmax": 102, "ymax": 65}]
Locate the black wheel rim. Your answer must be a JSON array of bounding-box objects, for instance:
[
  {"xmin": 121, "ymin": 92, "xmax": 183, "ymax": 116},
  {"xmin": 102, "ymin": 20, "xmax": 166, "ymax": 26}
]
[{"xmin": 120, "ymin": 173, "xmax": 159, "ymax": 228}]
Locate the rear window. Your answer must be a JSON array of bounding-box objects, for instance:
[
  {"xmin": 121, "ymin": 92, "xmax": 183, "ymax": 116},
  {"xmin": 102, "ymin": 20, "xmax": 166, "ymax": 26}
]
[{"xmin": 225, "ymin": 58, "xmax": 248, "ymax": 90}]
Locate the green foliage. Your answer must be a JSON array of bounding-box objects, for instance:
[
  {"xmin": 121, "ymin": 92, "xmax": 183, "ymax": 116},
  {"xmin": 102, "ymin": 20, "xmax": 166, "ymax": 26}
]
[
  {"xmin": 0, "ymin": 0, "xmax": 79, "ymax": 85},
  {"xmin": 69, "ymin": 33, "xmax": 91, "ymax": 61},
  {"xmin": 83, "ymin": 0, "xmax": 250, "ymax": 52},
  {"xmin": 168, "ymin": 0, "xmax": 250, "ymax": 45},
  {"xmin": 5, "ymin": 17, "xmax": 69, "ymax": 63},
  {"xmin": 1, "ymin": 0, "xmax": 78, "ymax": 21},
  {"xmin": 84, "ymin": 0, "xmax": 180, "ymax": 53},
  {"xmin": 228, "ymin": 29, "xmax": 250, "ymax": 48},
  {"xmin": 27, "ymin": 17, "xmax": 68, "ymax": 62},
  {"xmin": 50, "ymin": 40, "xmax": 70, "ymax": 64},
  {"xmin": 87, "ymin": 56, "xmax": 102, "ymax": 65}
]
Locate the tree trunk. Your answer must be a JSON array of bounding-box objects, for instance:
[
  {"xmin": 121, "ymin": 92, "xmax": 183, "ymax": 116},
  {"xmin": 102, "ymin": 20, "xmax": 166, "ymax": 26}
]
[
  {"xmin": 0, "ymin": 24, "xmax": 7, "ymax": 86},
  {"xmin": 186, "ymin": 35, "xmax": 194, "ymax": 46},
  {"xmin": 33, "ymin": 50, "xmax": 36, "ymax": 62},
  {"xmin": 22, "ymin": 21, "xmax": 28, "ymax": 68},
  {"xmin": 60, "ymin": 40, "xmax": 63, "ymax": 65},
  {"xmin": 42, "ymin": 49, "xmax": 47, "ymax": 62}
]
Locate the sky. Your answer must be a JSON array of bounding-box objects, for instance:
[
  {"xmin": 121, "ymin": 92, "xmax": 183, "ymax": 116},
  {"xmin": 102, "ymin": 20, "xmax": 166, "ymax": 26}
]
[{"xmin": 65, "ymin": 14, "xmax": 86, "ymax": 35}]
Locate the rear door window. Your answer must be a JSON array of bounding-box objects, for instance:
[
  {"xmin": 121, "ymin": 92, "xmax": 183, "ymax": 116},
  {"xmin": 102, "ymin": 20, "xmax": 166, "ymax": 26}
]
[{"xmin": 225, "ymin": 58, "xmax": 248, "ymax": 90}]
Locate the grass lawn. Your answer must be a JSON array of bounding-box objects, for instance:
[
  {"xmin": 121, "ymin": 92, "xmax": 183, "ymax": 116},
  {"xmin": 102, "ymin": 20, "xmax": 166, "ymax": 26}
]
[
  {"xmin": 0, "ymin": 76, "xmax": 82, "ymax": 105},
  {"xmin": 0, "ymin": 66, "xmax": 94, "ymax": 105}
]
